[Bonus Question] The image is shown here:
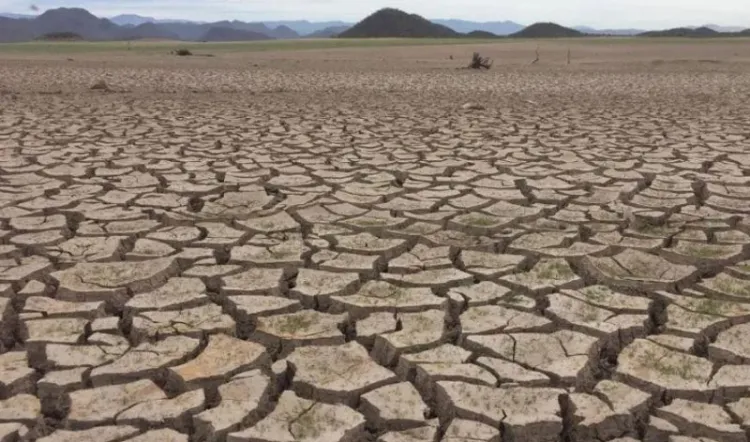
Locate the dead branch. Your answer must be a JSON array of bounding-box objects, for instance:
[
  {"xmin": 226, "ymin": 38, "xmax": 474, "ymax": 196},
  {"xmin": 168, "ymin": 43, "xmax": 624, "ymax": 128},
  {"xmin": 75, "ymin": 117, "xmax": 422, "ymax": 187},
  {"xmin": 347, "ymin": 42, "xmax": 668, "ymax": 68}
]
[
  {"xmin": 531, "ymin": 46, "xmax": 540, "ymax": 64},
  {"xmin": 468, "ymin": 52, "xmax": 493, "ymax": 69}
]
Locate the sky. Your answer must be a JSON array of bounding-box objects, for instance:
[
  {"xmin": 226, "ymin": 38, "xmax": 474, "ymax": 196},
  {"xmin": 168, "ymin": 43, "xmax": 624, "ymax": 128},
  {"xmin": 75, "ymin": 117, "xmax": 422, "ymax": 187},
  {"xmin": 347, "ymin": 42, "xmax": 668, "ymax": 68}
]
[{"xmin": 1, "ymin": 0, "xmax": 748, "ymax": 28}]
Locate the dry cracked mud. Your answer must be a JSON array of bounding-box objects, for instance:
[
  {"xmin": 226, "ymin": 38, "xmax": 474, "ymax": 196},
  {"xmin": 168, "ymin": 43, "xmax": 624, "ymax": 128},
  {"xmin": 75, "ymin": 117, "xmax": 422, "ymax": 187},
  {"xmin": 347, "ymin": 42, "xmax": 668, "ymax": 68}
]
[{"xmin": 1, "ymin": 40, "xmax": 750, "ymax": 442}]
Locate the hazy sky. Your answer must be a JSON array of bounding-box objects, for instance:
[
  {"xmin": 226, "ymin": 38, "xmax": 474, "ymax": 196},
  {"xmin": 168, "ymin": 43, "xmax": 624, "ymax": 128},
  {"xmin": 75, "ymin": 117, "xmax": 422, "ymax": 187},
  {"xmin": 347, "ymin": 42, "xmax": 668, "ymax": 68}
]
[{"xmin": 2, "ymin": 0, "xmax": 748, "ymax": 28}]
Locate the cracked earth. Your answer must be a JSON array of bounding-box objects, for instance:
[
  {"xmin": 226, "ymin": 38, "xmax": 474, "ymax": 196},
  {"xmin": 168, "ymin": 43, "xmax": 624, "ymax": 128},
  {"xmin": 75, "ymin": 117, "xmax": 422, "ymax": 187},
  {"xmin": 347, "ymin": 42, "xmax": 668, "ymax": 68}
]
[{"xmin": 1, "ymin": 41, "xmax": 750, "ymax": 442}]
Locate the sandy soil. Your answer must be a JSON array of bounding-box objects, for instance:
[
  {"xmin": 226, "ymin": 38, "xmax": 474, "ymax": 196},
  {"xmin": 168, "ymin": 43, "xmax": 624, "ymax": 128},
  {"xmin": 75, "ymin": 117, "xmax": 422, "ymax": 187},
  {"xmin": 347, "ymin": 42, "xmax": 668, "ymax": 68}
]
[{"xmin": 1, "ymin": 40, "xmax": 750, "ymax": 442}]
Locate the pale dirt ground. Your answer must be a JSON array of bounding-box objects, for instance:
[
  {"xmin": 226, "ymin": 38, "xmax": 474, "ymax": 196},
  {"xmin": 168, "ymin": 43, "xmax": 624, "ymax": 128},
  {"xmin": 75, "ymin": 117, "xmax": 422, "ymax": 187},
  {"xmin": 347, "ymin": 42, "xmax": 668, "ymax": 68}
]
[{"xmin": 1, "ymin": 40, "xmax": 750, "ymax": 442}]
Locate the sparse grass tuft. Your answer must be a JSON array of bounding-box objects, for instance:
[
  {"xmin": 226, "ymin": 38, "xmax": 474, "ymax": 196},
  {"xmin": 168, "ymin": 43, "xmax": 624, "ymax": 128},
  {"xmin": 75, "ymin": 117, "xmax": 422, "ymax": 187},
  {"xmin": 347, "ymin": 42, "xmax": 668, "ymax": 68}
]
[
  {"xmin": 354, "ymin": 218, "xmax": 388, "ymax": 227},
  {"xmin": 712, "ymin": 275, "xmax": 750, "ymax": 297},
  {"xmin": 276, "ymin": 314, "xmax": 314, "ymax": 334},
  {"xmin": 684, "ymin": 244, "xmax": 730, "ymax": 259},
  {"xmin": 461, "ymin": 214, "xmax": 497, "ymax": 227},
  {"xmin": 691, "ymin": 298, "xmax": 728, "ymax": 316},
  {"xmin": 579, "ymin": 302, "xmax": 602, "ymax": 322},
  {"xmin": 641, "ymin": 347, "xmax": 704, "ymax": 380},
  {"xmin": 579, "ymin": 285, "xmax": 610, "ymax": 302},
  {"xmin": 536, "ymin": 259, "xmax": 575, "ymax": 280}
]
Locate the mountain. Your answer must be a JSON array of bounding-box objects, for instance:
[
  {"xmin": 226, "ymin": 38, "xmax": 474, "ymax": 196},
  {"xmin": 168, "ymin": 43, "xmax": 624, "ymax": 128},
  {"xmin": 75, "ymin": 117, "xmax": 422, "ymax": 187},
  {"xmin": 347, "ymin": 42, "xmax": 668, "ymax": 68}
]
[
  {"xmin": 263, "ymin": 20, "xmax": 352, "ymax": 35},
  {"xmin": 107, "ymin": 16, "xmax": 350, "ymax": 35},
  {"xmin": 110, "ymin": 14, "xmax": 201, "ymax": 26},
  {"xmin": 701, "ymin": 24, "xmax": 745, "ymax": 32},
  {"xmin": 433, "ymin": 19, "xmax": 523, "ymax": 35},
  {"xmin": 32, "ymin": 8, "xmax": 121, "ymax": 40},
  {"xmin": 511, "ymin": 22, "xmax": 585, "ymax": 38},
  {"xmin": 0, "ymin": 16, "xmax": 35, "ymax": 42},
  {"xmin": 268, "ymin": 25, "xmax": 299, "ymax": 39},
  {"xmin": 110, "ymin": 14, "xmax": 156, "ymax": 26},
  {"xmin": 159, "ymin": 20, "xmax": 286, "ymax": 40},
  {"xmin": 2, "ymin": 7, "xmax": 747, "ymax": 42},
  {"xmin": 0, "ymin": 12, "xmax": 35, "ymax": 19},
  {"xmin": 211, "ymin": 20, "xmax": 271, "ymax": 34},
  {"xmin": 156, "ymin": 22, "xmax": 209, "ymax": 40},
  {"xmin": 639, "ymin": 26, "xmax": 720, "ymax": 37},
  {"xmin": 339, "ymin": 8, "xmax": 459, "ymax": 38},
  {"xmin": 119, "ymin": 22, "xmax": 180, "ymax": 40},
  {"xmin": 574, "ymin": 25, "xmax": 644, "ymax": 35},
  {"xmin": 201, "ymin": 26, "xmax": 273, "ymax": 42},
  {"xmin": 305, "ymin": 25, "xmax": 350, "ymax": 38}
]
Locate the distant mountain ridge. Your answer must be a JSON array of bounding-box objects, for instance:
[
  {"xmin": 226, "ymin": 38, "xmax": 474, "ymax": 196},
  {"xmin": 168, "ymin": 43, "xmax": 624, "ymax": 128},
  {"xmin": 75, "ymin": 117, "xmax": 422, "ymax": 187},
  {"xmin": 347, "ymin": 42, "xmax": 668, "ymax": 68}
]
[
  {"xmin": 574, "ymin": 26, "xmax": 645, "ymax": 36},
  {"xmin": 202, "ymin": 27, "xmax": 273, "ymax": 42},
  {"xmin": 0, "ymin": 8, "xmax": 748, "ymax": 42},
  {"xmin": 0, "ymin": 8, "xmax": 299, "ymax": 42}
]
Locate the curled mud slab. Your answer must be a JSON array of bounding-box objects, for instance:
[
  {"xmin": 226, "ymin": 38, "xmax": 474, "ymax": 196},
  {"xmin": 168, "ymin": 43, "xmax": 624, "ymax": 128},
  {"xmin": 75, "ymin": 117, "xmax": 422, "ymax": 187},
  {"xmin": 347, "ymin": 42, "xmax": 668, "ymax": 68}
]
[{"xmin": 2, "ymin": 41, "xmax": 750, "ymax": 441}]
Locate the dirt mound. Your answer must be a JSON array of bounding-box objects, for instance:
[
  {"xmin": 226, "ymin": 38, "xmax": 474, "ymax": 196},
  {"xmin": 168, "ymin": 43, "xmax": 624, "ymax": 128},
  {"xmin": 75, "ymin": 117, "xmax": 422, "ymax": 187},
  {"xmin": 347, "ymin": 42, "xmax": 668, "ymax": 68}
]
[{"xmin": 338, "ymin": 8, "xmax": 459, "ymax": 38}]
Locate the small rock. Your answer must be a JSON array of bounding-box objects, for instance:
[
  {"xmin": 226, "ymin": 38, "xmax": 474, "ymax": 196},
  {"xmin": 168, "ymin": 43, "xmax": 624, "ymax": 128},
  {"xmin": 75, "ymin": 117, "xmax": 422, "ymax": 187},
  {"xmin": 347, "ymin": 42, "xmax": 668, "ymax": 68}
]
[
  {"xmin": 90, "ymin": 80, "xmax": 110, "ymax": 91},
  {"xmin": 461, "ymin": 102, "xmax": 485, "ymax": 110}
]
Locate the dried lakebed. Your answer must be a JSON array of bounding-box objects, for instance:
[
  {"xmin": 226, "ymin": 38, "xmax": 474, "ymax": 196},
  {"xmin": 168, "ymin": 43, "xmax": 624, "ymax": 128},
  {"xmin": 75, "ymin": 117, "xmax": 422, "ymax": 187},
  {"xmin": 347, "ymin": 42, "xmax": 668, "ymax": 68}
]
[{"xmin": 2, "ymin": 54, "xmax": 750, "ymax": 442}]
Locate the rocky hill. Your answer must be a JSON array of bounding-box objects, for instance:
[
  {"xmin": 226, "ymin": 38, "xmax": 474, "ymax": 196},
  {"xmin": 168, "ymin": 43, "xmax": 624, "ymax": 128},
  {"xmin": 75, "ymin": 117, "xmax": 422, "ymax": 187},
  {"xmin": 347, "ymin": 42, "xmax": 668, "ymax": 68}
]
[
  {"xmin": 338, "ymin": 8, "xmax": 459, "ymax": 38},
  {"xmin": 33, "ymin": 7, "xmax": 121, "ymax": 40},
  {"xmin": 510, "ymin": 22, "xmax": 585, "ymax": 38}
]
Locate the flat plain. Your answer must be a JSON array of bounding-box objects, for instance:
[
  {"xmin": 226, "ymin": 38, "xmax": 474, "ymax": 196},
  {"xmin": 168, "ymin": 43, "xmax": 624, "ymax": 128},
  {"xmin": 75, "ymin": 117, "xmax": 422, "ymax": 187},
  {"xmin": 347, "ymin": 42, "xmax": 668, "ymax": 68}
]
[{"xmin": 1, "ymin": 38, "xmax": 750, "ymax": 442}]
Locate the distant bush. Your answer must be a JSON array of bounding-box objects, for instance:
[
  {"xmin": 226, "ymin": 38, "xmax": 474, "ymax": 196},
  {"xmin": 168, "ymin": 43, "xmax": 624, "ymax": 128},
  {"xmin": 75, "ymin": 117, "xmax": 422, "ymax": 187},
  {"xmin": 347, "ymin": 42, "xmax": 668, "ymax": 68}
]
[{"xmin": 174, "ymin": 48, "xmax": 193, "ymax": 56}]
